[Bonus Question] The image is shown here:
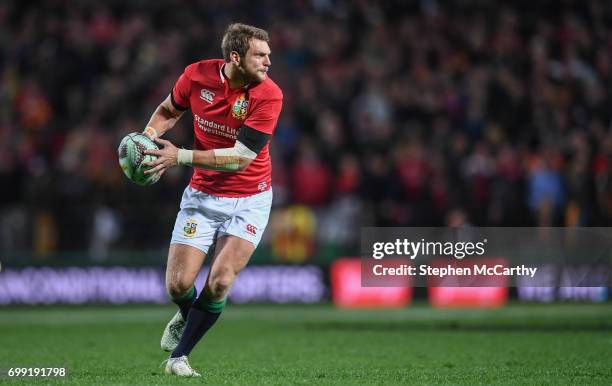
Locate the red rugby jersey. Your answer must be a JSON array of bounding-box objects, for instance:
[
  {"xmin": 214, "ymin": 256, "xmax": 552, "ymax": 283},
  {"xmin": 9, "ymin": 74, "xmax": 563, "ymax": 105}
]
[{"xmin": 172, "ymin": 59, "xmax": 283, "ymax": 197}]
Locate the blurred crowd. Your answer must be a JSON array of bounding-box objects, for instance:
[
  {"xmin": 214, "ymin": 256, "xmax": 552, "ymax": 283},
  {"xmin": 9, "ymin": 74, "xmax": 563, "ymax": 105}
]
[{"xmin": 1, "ymin": 0, "xmax": 611, "ymax": 258}]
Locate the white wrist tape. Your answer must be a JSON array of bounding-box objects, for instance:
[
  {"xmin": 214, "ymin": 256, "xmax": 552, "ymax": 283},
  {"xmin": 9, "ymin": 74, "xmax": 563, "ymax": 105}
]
[
  {"xmin": 177, "ymin": 149, "xmax": 193, "ymax": 166},
  {"xmin": 213, "ymin": 140, "xmax": 258, "ymax": 160},
  {"xmin": 143, "ymin": 126, "xmax": 158, "ymax": 139}
]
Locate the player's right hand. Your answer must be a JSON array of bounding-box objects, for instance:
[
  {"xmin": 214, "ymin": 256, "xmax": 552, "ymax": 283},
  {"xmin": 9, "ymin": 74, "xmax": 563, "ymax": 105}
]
[{"xmin": 143, "ymin": 138, "xmax": 179, "ymax": 175}]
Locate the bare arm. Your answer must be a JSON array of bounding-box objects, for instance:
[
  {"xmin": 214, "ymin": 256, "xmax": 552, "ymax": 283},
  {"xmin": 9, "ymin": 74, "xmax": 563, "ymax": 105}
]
[
  {"xmin": 143, "ymin": 110, "xmax": 270, "ymax": 175},
  {"xmin": 143, "ymin": 138, "xmax": 257, "ymax": 174},
  {"xmin": 143, "ymin": 94, "xmax": 186, "ymax": 139},
  {"xmin": 190, "ymin": 142, "xmax": 255, "ymax": 171}
]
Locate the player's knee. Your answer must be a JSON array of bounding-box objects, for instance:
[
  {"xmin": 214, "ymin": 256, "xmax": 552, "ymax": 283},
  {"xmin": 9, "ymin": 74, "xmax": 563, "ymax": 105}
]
[
  {"xmin": 166, "ymin": 279, "xmax": 193, "ymax": 299},
  {"xmin": 207, "ymin": 271, "xmax": 235, "ymax": 298}
]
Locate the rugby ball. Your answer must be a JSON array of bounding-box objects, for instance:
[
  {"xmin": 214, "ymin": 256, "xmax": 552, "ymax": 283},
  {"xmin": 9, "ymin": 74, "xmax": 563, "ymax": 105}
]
[{"xmin": 118, "ymin": 133, "xmax": 160, "ymax": 186}]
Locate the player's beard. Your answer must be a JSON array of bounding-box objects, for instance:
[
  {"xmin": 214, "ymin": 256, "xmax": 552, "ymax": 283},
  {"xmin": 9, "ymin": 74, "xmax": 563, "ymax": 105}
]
[{"xmin": 238, "ymin": 62, "xmax": 265, "ymax": 84}]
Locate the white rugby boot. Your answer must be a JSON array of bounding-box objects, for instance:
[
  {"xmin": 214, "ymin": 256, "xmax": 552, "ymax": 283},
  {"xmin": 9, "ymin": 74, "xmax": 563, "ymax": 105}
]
[
  {"xmin": 160, "ymin": 310, "xmax": 185, "ymax": 352},
  {"xmin": 164, "ymin": 355, "xmax": 201, "ymax": 377}
]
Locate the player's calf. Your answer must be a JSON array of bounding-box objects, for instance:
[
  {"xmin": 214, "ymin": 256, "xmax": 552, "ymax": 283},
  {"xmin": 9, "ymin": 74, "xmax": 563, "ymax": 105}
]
[
  {"xmin": 160, "ymin": 285, "xmax": 196, "ymax": 352},
  {"xmin": 205, "ymin": 267, "xmax": 237, "ymax": 301},
  {"xmin": 167, "ymin": 280, "xmax": 194, "ymax": 299},
  {"xmin": 165, "ymin": 243, "xmax": 205, "ymax": 320},
  {"xmin": 167, "ymin": 283, "xmax": 197, "ymax": 320},
  {"xmin": 169, "ymin": 236, "xmax": 253, "ymax": 359},
  {"xmin": 170, "ymin": 288, "xmax": 227, "ymax": 358}
]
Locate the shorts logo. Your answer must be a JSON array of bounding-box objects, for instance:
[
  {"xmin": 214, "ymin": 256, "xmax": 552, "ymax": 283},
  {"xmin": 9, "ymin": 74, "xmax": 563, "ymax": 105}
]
[
  {"xmin": 183, "ymin": 219, "xmax": 198, "ymax": 237},
  {"xmin": 245, "ymin": 224, "xmax": 257, "ymax": 236},
  {"xmin": 231, "ymin": 94, "xmax": 249, "ymax": 120},
  {"xmin": 258, "ymin": 181, "xmax": 267, "ymax": 191},
  {"xmin": 200, "ymin": 89, "xmax": 215, "ymax": 104}
]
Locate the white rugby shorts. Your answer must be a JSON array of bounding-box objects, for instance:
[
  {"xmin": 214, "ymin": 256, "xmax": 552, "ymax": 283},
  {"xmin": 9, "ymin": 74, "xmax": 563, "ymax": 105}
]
[{"xmin": 170, "ymin": 186, "xmax": 272, "ymax": 254}]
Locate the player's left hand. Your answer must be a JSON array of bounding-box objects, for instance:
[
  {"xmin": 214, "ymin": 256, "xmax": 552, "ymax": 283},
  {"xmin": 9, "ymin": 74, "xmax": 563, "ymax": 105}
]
[{"xmin": 143, "ymin": 137, "xmax": 178, "ymax": 175}]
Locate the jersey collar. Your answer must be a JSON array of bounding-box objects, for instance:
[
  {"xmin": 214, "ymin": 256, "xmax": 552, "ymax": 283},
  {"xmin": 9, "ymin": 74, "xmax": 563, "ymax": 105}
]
[
  {"xmin": 219, "ymin": 62, "xmax": 253, "ymax": 91},
  {"xmin": 219, "ymin": 63, "xmax": 226, "ymax": 83}
]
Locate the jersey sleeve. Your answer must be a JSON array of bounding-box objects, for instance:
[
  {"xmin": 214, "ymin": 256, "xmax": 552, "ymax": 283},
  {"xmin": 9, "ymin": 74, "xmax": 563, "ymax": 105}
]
[
  {"xmin": 171, "ymin": 70, "xmax": 191, "ymax": 110},
  {"xmin": 244, "ymin": 97, "xmax": 283, "ymax": 135}
]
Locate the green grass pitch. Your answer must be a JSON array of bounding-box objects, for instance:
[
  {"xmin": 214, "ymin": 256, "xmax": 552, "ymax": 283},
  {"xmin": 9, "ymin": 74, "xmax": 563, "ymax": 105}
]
[{"xmin": 0, "ymin": 303, "xmax": 611, "ymax": 385}]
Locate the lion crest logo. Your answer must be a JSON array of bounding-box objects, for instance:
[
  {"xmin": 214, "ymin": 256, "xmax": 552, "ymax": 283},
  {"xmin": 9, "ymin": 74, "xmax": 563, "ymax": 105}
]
[
  {"xmin": 183, "ymin": 219, "xmax": 197, "ymax": 237},
  {"xmin": 231, "ymin": 94, "xmax": 249, "ymax": 120}
]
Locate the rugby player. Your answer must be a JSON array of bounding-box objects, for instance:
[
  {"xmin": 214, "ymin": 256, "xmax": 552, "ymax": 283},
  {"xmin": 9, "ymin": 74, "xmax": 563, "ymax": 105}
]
[{"xmin": 140, "ymin": 23, "xmax": 282, "ymax": 377}]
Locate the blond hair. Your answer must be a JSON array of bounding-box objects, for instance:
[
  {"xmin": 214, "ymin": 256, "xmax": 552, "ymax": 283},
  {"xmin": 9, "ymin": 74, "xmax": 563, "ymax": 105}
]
[{"xmin": 221, "ymin": 23, "xmax": 270, "ymax": 62}]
